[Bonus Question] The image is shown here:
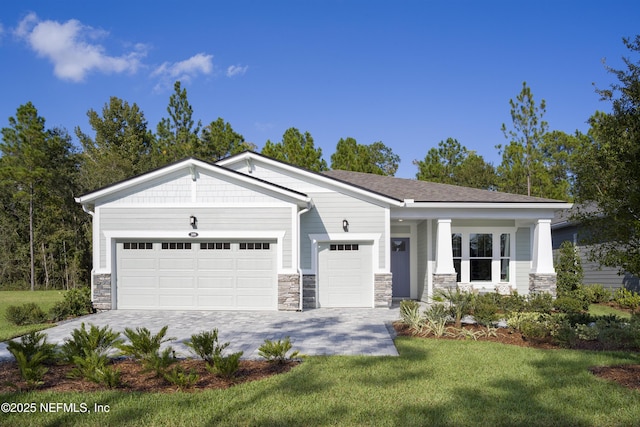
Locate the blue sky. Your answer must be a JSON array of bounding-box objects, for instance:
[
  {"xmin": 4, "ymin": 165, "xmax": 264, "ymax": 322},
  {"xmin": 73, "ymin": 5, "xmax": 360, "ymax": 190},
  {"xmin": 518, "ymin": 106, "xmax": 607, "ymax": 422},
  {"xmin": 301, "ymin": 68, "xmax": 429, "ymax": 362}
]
[{"xmin": 1, "ymin": 1, "xmax": 638, "ymax": 178}]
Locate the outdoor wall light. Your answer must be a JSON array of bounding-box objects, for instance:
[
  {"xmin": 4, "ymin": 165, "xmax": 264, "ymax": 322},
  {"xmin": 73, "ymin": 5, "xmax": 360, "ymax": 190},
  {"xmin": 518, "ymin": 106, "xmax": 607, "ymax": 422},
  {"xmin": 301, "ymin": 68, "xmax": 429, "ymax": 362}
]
[
  {"xmin": 342, "ymin": 219, "xmax": 349, "ymax": 232},
  {"xmin": 190, "ymin": 215, "xmax": 197, "ymax": 228}
]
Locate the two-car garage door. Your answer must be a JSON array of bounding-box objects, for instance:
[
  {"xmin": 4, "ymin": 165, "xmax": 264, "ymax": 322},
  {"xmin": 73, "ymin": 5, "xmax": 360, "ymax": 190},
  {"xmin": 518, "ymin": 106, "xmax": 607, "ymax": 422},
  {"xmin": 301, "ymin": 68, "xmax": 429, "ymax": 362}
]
[{"xmin": 116, "ymin": 240, "xmax": 277, "ymax": 310}]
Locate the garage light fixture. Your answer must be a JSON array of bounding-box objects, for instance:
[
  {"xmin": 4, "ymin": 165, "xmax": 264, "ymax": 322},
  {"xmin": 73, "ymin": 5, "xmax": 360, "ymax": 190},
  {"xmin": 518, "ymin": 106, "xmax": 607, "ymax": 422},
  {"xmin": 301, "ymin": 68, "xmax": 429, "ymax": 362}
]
[
  {"xmin": 342, "ymin": 219, "xmax": 349, "ymax": 232},
  {"xmin": 190, "ymin": 215, "xmax": 197, "ymax": 228}
]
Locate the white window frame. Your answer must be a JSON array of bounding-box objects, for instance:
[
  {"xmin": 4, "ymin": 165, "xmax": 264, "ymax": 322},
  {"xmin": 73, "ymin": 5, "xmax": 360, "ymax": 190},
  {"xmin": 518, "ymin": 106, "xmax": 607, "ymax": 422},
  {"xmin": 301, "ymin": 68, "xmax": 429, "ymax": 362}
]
[{"xmin": 451, "ymin": 227, "xmax": 515, "ymax": 286}]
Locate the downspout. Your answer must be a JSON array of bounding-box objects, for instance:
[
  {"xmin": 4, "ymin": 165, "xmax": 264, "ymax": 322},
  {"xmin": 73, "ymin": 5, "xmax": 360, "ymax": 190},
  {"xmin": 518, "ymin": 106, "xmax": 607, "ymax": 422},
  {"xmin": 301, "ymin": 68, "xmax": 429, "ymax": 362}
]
[{"xmin": 297, "ymin": 202, "xmax": 312, "ymax": 311}]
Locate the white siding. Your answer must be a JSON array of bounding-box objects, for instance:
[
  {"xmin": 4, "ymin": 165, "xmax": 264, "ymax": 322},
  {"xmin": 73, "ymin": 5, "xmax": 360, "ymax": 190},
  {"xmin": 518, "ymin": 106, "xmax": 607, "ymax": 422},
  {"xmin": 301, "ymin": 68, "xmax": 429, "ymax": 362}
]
[
  {"xmin": 98, "ymin": 207, "xmax": 292, "ymax": 269},
  {"xmin": 301, "ymin": 192, "xmax": 387, "ymax": 270},
  {"xmin": 515, "ymin": 227, "xmax": 531, "ymax": 294}
]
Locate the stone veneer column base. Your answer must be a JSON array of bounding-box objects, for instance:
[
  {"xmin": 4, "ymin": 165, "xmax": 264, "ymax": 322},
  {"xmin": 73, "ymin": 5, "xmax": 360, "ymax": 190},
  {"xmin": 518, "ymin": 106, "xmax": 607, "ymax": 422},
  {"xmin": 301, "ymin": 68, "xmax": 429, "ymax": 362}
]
[
  {"xmin": 93, "ymin": 274, "xmax": 112, "ymax": 310},
  {"xmin": 302, "ymin": 275, "xmax": 317, "ymax": 309},
  {"xmin": 374, "ymin": 273, "xmax": 393, "ymax": 308},
  {"xmin": 529, "ymin": 273, "xmax": 557, "ymax": 297},
  {"xmin": 432, "ymin": 273, "xmax": 458, "ymax": 296},
  {"xmin": 278, "ymin": 274, "xmax": 300, "ymax": 311}
]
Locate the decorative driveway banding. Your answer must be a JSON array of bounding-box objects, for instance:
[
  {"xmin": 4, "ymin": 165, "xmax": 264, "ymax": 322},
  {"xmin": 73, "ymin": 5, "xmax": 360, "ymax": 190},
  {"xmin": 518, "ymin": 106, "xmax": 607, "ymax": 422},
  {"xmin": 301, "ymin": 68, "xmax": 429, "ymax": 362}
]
[{"xmin": 0, "ymin": 308, "xmax": 401, "ymax": 361}]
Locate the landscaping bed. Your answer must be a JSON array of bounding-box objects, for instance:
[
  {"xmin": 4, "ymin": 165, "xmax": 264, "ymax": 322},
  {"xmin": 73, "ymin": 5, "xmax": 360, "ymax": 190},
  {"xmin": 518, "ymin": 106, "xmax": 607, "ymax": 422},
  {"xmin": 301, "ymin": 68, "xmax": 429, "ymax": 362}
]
[{"xmin": 0, "ymin": 358, "xmax": 298, "ymax": 393}]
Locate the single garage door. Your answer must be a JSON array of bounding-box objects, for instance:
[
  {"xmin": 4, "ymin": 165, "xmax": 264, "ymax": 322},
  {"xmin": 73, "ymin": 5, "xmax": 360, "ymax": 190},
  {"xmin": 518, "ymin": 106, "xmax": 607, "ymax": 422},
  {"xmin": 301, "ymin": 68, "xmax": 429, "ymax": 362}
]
[
  {"xmin": 317, "ymin": 241, "xmax": 373, "ymax": 307},
  {"xmin": 116, "ymin": 240, "xmax": 277, "ymax": 310}
]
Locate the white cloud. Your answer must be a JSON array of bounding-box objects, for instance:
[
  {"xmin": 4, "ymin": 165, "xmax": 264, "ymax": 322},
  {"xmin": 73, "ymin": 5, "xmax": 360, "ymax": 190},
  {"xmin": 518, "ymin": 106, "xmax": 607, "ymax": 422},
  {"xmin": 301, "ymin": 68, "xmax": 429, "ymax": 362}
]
[
  {"xmin": 152, "ymin": 53, "xmax": 213, "ymax": 84},
  {"xmin": 227, "ymin": 64, "xmax": 248, "ymax": 77},
  {"xmin": 14, "ymin": 13, "xmax": 145, "ymax": 82}
]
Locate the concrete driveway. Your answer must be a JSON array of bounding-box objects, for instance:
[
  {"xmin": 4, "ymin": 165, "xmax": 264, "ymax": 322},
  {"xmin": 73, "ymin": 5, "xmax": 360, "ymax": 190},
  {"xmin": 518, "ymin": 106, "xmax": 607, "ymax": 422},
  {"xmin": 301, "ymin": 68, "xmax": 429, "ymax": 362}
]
[{"xmin": 0, "ymin": 307, "xmax": 401, "ymax": 360}]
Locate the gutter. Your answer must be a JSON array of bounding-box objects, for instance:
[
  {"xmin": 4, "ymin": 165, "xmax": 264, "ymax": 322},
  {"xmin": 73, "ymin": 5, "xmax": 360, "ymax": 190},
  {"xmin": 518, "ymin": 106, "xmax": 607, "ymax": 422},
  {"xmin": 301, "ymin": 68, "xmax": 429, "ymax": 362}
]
[{"xmin": 297, "ymin": 202, "xmax": 313, "ymax": 311}]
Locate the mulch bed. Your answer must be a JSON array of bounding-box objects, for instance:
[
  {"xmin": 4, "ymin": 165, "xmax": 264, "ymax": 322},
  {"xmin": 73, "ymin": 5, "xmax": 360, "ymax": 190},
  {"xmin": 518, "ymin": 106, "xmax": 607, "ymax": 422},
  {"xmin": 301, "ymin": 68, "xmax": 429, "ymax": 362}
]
[
  {"xmin": 393, "ymin": 322, "xmax": 640, "ymax": 391},
  {"xmin": 0, "ymin": 358, "xmax": 298, "ymax": 393}
]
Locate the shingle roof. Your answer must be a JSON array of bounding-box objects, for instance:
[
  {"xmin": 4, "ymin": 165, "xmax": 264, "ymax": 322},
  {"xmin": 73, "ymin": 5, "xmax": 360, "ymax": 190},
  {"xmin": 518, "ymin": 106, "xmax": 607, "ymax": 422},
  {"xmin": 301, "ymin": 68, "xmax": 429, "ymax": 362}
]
[{"xmin": 322, "ymin": 170, "xmax": 565, "ymax": 203}]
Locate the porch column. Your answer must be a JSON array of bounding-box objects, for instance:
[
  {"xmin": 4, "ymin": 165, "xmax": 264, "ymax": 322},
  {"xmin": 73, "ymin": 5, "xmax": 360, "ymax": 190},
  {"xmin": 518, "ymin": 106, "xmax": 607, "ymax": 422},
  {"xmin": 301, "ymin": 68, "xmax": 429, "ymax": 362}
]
[
  {"xmin": 435, "ymin": 219, "xmax": 455, "ymax": 274},
  {"xmin": 530, "ymin": 219, "xmax": 557, "ymax": 295},
  {"xmin": 433, "ymin": 219, "xmax": 457, "ymax": 293}
]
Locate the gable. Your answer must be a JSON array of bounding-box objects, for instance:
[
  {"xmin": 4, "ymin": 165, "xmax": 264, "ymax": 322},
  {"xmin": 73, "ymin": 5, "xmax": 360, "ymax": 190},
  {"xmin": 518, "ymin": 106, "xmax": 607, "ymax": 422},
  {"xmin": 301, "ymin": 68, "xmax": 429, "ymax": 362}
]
[{"xmin": 76, "ymin": 158, "xmax": 310, "ymax": 208}]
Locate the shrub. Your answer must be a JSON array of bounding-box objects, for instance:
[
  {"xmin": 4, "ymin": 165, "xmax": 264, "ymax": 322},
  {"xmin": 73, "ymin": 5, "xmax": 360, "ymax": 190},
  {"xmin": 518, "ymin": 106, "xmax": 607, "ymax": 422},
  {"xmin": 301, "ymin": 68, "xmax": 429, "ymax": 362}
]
[
  {"xmin": 259, "ymin": 337, "xmax": 299, "ymax": 363},
  {"xmin": 553, "ymin": 296, "xmax": 588, "ymax": 313},
  {"xmin": 186, "ymin": 329, "xmax": 230, "ymax": 366},
  {"xmin": 6, "ymin": 331, "xmax": 57, "ymax": 388},
  {"xmin": 163, "ymin": 365, "xmax": 199, "ymax": 390},
  {"xmin": 525, "ymin": 293, "xmax": 554, "ymax": 314},
  {"xmin": 612, "ymin": 288, "xmax": 640, "ymax": 310},
  {"xmin": 400, "ymin": 300, "xmax": 425, "ymax": 335},
  {"xmin": 68, "ymin": 352, "xmax": 122, "ymax": 388},
  {"xmin": 60, "ymin": 323, "xmax": 122, "ymax": 363},
  {"xmin": 5, "ymin": 303, "xmax": 48, "ymax": 326},
  {"xmin": 117, "ymin": 326, "xmax": 176, "ymax": 376},
  {"xmin": 436, "ymin": 288, "xmax": 474, "ymax": 327},
  {"xmin": 423, "ymin": 304, "xmax": 449, "ymax": 337},
  {"xmin": 209, "ymin": 351, "xmax": 244, "ymax": 379},
  {"xmin": 583, "ymin": 284, "xmax": 611, "ymax": 304},
  {"xmin": 471, "ymin": 294, "xmax": 500, "ymax": 326},
  {"xmin": 498, "ymin": 292, "xmax": 527, "ymax": 314},
  {"xmin": 554, "ymin": 240, "xmax": 583, "ymax": 296},
  {"xmin": 506, "ymin": 312, "xmax": 552, "ymax": 331},
  {"xmin": 49, "ymin": 287, "xmax": 93, "ymax": 321}
]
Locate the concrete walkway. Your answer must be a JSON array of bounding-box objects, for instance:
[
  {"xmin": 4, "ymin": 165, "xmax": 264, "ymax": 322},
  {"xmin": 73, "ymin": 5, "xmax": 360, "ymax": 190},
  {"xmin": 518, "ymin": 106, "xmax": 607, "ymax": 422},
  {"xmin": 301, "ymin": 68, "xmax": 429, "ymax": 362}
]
[{"xmin": 0, "ymin": 307, "xmax": 401, "ymax": 361}]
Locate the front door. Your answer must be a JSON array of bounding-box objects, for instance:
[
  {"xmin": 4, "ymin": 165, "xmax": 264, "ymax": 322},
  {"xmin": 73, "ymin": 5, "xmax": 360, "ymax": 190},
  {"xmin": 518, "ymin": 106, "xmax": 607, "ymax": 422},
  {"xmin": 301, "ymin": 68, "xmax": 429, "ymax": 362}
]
[{"xmin": 390, "ymin": 238, "xmax": 410, "ymax": 298}]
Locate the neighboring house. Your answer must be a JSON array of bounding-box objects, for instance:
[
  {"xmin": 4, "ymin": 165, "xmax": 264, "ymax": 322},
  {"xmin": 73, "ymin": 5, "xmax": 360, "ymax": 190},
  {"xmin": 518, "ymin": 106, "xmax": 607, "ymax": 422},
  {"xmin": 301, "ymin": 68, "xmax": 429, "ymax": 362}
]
[
  {"xmin": 75, "ymin": 151, "xmax": 570, "ymax": 311},
  {"xmin": 551, "ymin": 208, "xmax": 640, "ymax": 293}
]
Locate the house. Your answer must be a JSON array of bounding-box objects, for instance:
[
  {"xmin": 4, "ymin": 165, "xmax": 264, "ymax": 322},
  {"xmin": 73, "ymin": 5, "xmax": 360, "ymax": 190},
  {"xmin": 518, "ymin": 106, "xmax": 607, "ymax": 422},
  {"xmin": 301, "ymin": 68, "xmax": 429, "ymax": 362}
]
[
  {"xmin": 551, "ymin": 207, "xmax": 640, "ymax": 293},
  {"xmin": 75, "ymin": 151, "xmax": 571, "ymax": 311}
]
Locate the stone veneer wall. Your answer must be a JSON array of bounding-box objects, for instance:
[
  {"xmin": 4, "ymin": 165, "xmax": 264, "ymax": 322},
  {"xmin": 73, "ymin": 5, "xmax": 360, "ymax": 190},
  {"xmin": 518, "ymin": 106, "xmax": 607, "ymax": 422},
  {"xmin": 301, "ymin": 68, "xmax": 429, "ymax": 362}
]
[
  {"xmin": 374, "ymin": 273, "xmax": 393, "ymax": 308},
  {"xmin": 278, "ymin": 274, "xmax": 300, "ymax": 311},
  {"xmin": 302, "ymin": 275, "xmax": 316, "ymax": 309},
  {"xmin": 93, "ymin": 274, "xmax": 112, "ymax": 310},
  {"xmin": 529, "ymin": 273, "xmax": 557, "ymax": 297},
  {"xmin": 432, "ymin": 273, "xmax": 457, "ymax": 295}
]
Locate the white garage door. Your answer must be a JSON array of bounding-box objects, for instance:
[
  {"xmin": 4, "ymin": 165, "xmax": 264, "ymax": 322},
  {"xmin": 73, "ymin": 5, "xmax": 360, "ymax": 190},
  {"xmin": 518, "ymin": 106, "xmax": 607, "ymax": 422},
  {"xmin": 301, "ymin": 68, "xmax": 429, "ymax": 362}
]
[
  {"xmin": 318, "ymin": 242, "xmax": 373, "ymax": 307},
  {"xmin": 116, "ymin": 240, "xmax": 277, "ymax": 310}
]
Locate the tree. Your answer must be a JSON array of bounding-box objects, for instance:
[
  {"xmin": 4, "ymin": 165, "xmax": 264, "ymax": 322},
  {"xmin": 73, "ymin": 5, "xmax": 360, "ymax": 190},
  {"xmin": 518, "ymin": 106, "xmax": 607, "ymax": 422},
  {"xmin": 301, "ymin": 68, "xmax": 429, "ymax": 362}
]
[
  {"xmin": 199, "ymin": 118, "xmax": 256, "ymax": 161},
  {"xmin": 76, "ymin": 97, "xmax": 155, "ymax": 190},
  {"xmin": 0, "ymin": 103, "xmax": 82, "ymax": 290},
  {"xmin": 155, "ymin": 81, "xmax": 201, "ymax": 162},
  {"xmin": 262, "ymin": 127, "xmax": 327, "ymax": 171},
  {"xmin": 330, "ymin": 138, "xmax": 400, "ymax": 176},
  {"xmin": 554, "ymin": 240, "xmax": 583, "ymax": 296},
  {"xmin": 414, "ymin": 138, "xmax": 496, "ymax": 189},
  {"xmin": 573, "ymin": 36, "xmax": 640, "ymax": 277},
  {"xmin": 498, "ymin": 82, "xmax": 548, "ymax": 197},
  {"xmin": 539, "ymin": 130, "xmax": 587, "ymax": 201}
]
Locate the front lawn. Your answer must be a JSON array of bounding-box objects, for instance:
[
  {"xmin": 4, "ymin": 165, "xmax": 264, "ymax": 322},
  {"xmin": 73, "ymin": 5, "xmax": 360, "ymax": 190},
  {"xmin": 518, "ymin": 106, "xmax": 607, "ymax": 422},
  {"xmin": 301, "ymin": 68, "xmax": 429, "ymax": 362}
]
[
  {"xmin": 1, "ymin": 338, "xmax": 639, "ymax": 426},
  {"xmin": 0, "ymin": 290, "xmax": 65, "ymax": 342},
  {"xmin": 589, "ymin": 303, "xmax": 632, "ymax": 319}
]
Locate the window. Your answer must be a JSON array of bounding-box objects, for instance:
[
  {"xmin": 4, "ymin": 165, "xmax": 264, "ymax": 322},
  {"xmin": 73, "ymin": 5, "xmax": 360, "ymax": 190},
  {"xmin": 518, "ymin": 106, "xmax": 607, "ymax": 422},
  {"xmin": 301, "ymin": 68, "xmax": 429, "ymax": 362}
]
[
  {"xmin": 500, "ymin": 234, "xmax": 510, "ymax": 281},
  {"xmin": 123, "ymin": 242, "xmax": 153, "ymax": 250},
  {"xmin": 469, "ymin": 233, "xmax": 492, "ymax": 281},
  {"xmin": 200, "ymin": 242, "xmax": 231, "ymax": 250},
  {"xmin": 161, "ymin": 242, "xmax": 192, "ymax": 250},
  {"xmin": 452, "ymin": 234, "xmax": 462, "ymax": 283},
  {"xmin": 329, "ymin": 244, "xmax": 359, "ymax": 251},
  {"xmin": 450, "ymin": 231, "xmax": 513, "ymax": 284},
  {"xmin": 239, "ymin": 242, "xmax": 270, "ymax": 250}
]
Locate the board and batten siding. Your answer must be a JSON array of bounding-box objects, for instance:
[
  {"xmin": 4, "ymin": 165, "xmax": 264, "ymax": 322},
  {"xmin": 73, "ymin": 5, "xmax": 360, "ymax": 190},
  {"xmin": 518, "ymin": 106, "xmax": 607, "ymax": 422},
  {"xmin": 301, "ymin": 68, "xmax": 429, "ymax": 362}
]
[
  {"xmin": 300, "ymin": 192, "xmax": 387, "ymax": 270},
  {"xmin": 515, "ymin": 227, "xmax": 531, "ymax": 294},
  {"xmin": 97, "ymin": 207, "xmax": 293, "ymax": 269}
]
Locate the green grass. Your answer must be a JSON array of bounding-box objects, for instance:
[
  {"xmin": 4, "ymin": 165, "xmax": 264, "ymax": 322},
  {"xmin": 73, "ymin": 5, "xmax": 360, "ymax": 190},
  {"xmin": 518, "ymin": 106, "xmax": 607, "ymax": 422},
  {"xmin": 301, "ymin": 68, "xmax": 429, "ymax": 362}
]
[
  {"xmin": 0, "ymin": 290, "xmax": 65, "ymax": 341},
  {"xmin": 589, "ymin": 303, "xmax": 632, "ymax": 319},
  {"xmin": 2, "ymin": 338, "xmax": 639, "ymax": 426}
]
